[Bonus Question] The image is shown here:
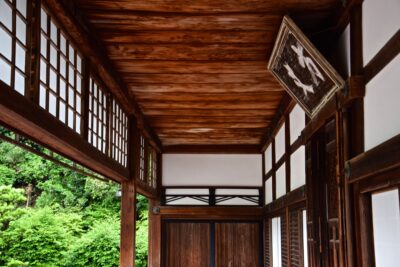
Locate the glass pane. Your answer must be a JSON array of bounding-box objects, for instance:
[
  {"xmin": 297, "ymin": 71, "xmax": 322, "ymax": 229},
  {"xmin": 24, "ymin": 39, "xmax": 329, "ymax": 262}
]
[
  {"xmin": 60, "ymin": 34, "xmax": 67, "ymax": 55},
  {"xmin": 290, "ymin": 104, "xmax": 305, "ymax": 144},
  {"xmin": 372, "ymin": 189, "xmax": 400, "ymax": 267},
  {"xmin": 40, "ymin": 58, "xmax": 47, "ymax": 82},
  {"xmin": 76, "ymin": 116, "xmax": 81, "ymax": 134},
  {"xmin": 0, "ymin": 1, "xmax": 12, "ymax": 30},
  {"xmin": 276, "ymin": 163, "xmax": 286, "ymax": 199},
  {"xmin": 14, "ymin": 71, "xmax": 25, "ymax": 95},
  {"xmin": 290, "ymin": 146, "xmax": 306, "ymax": 191},
  {"xmin": 49, "ymin": 68, "xmax": 57, "ymax": 92},
  {"xmin": 0, "ymin": 27, "xmax": 12, "ymax": 60},
  {"xmin": 16, "ymin": 0, "xmax": 27, "ymax": 18},
  {"xmin": 40, "ymin": 8, "xmax": 47, "ymax": 32},
  {"xmin": 40, "ymin": 33, "xmax": 47, "ymax": 57},
  {"xmin": 0, "ymin": 57, "xmax": 11, "ymax": 85},
  {"xmin": 59, "ymin": 78, "xmax": 66, "ymax": 99},
  {"xmin": 68, "ymin": 66, "xmax": 74, "ymax": 85},
  {"xmin": 68, "ymin": 108, "xmax": 74, "ymax": 129},
  {"xmin": 15, "ymin": 43, "xmax": 25, "ymax": 70},
  {"xmin": 272, "ymin": 217, "xmax": 282, "ymax": 267},
  {"xmin": 50, "ymin": 44, "xmax": 57, "ymax": 67},
  {"xmin": 39, "ymin": 85, "xmax": 46, "ymax": 108},
  {"xmin": 303, "ymin": 210, "xmax": 308, "ymax": 267},
  {"xmin": 265, "ymin": 178, "xmax": 273, "ymax": 205},
  {"xmin": 49, "ymin": 92, "xmax": 57, "ymax": 116},
  {"xmin": 50, "ymin": 21, "xmax": 57, "ymax": 44},
  {"xmin": 68, "ymin": 87, "xmax": 74, "ymax": 108},
  {"xmin": 60, "ymin": 56, "xmax": 66, "ymax": 77},
  {"xmin": 16, "ymin": 16, "xmax": 26, "ymax": 43},
  {"xmin": 59, "ymin": 101, "xmax": 66, "ymax": 123},
  {"xmin": 275, "ymin": 123, "xmax": 286, "ymax": 161},
  {"xmin": 264, "ymin": 144, "xmax": 272, "ymax": 174}
]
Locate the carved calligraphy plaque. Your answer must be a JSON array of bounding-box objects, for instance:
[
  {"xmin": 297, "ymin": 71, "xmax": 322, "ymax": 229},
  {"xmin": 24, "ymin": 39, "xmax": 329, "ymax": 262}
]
[{"xmin": 268, "ymin": 16, "xmax": 345, "ymax": 118}]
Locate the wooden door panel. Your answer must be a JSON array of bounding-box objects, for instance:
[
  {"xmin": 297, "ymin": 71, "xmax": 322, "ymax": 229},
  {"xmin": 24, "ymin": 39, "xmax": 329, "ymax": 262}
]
[
  {"xmin": 215, "ymin": 223, "xmax": 260, "ymax": 267},
  {"xmin": 165, "ymin": 222, "xmax": 210, "ymax": 267}
]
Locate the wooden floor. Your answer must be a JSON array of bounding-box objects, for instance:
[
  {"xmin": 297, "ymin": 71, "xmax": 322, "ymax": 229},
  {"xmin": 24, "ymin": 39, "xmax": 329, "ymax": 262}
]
[{"xmin": 74, "ymin": 0, "xmax": 340, "ymax": 147}]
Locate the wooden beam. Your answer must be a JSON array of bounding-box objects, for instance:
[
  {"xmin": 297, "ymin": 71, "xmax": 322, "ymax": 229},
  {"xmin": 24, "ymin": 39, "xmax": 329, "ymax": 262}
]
[
  {"xmin": 163, "ymin": 145, "xmax": 261, "ymax": 154},
  {"xmin": 345, "ymin": 133, "xmax": 400, "ymax": 183},
  {"xmin": 264, "ymin": 186, "xmax": 306, "ymax": 214},
  {"xmin": 0, "ymin": 82, "xmax": 128, "ymax": 182},
  {"xmin": 120, "ymin": 179, "xmax": 136, "ymax": 267},
  {"xmin": 148, "ymin": 199, "xmax": 161, "ymax": 267},
  {"xmin": 364, "ymin": 29, "xmax": 400, "ymax": 83}
]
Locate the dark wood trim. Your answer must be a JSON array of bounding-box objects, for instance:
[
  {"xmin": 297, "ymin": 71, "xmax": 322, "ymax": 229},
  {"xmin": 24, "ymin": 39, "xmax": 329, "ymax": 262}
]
[
  {"xmin": 120, "ymin": 179, "xmax": 136, "ymax": 267},
  {"xmin": 265, "ymin": 186, "xmax": 306, "ymax": 214},
  {"xmin": 364, "ymin": 29, "xmax": 400, "ymax": 84},
  {"xmin": 346, "ymin": 133, "xmax": 400, "ymax": 183},
  {"xmin": 358, "ymin": 193, "xmax": 374, "ymax": 267},
  {"xmin": 0, "ymin": 81, "xmax": 128, "ymax": 182},
  {"xmin": 158, "ymin": 206, "xmax": 263, "ymax": 220},
  {"xmin": 163, "ymin": 144, "xmax": 260, "ymax": 154}
]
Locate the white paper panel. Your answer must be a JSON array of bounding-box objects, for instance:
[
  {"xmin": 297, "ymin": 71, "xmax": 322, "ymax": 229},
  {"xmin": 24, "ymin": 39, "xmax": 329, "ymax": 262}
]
[
  {"xmin": 290, "ymin": 105, "xmax": 305, "ymax": 144},
  {"xmin": 363, "ymin": 0, "xmax": 400, "ymax": 64},
  {"xmin": 165, "ymin": 188, "xmax": 209, "ymax": 195},
  {"xmin": 275, "ymin": 124, "xmax": 286, "ymax": 161},
  {"xmin": 162, "ymin": 154, "xmax": 262, "ymax": 186},
  {"xmin": 215, "ymin": 189, "xmax": 259, "ymax": 195},
  {"xmin": 276, "ymin": 163, "xmax": 286, "ymax": 199},
  {"xmin": 166, "ymin": 197, "xmax": 208, "ymax": 206},
  {"xmin": 290, "ymin": 146, "xmax": 306, "ymax": 191},
  {"xmin": 364, "ymin": 55, "xmax": 400, "ymax": 150},
  {"xmin": 265, "ymin": 178, "xmax": 273, "ymax": 205},
  {"xmin": 272, "ymin": 217, "xmax": 282, "ymax": 267},
  {"xmin": 216, "ymin": 198, "xmax": 258, "ymax": 206},
  {"xmin": 372, "ymin": 189, "xmax": 400, "ymax": 267},
  {"xmin": 264, "ymin": 144, "xmax": 272, "ymax": 174}
]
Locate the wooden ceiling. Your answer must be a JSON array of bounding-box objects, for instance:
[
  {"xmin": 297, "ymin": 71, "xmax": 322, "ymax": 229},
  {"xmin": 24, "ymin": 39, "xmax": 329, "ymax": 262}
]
[{"xmin": 74, "ymin": 0, "xmax": 340, "ymax": 148}]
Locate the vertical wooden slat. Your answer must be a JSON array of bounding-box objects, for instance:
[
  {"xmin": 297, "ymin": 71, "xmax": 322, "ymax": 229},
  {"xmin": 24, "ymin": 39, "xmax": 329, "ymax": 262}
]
[
  {"xmin": 81, "ymin": 59, "xmax": 90, "ymax": 139},
  {"xmin": 28, "ymin": 0, "xmax": 41, "ymax": 102}
]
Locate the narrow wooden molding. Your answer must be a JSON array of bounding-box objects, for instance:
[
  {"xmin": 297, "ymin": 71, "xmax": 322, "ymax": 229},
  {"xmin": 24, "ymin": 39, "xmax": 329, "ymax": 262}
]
[
  {"xmin": 265, "ymin": 186, "xmax": 306, "ymax": 214},
  {"xmin": 158, "ymin": 206, "xmax": 263, "ymax": 220},
  {"xmin": 163, "ymin": 144, "xmax": 261, "ymax": 154}
]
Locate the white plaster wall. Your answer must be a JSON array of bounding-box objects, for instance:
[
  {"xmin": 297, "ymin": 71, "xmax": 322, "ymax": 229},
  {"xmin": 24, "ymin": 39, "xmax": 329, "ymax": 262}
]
[
  {"xmin": 290, "ymin": 146, "xmax": 306, "ymax": 191},
  {"xmin": 162, "ymin": 154, "xmax": 262, "ymax": 186},
  {"xmin": 275, "ymin": 123, "xmax": 286, "ymax": 160},
  {"xmin": 371, "ymin": 189, "xmax": 400, "ymax": 267},
  {"xmin": 363, "ymin": 0, "xmax": 400, "ymax": 64},
  {"xmin": 364, "ymin": 55, "xmax": 400, "ymax": 150},
  {"xmin": 264, "ymin": 144, "xmax": 273, "ymax": 174}
]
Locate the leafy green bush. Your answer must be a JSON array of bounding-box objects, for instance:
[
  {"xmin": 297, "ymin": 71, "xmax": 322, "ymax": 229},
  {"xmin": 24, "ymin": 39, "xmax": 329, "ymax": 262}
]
[
  {"xmin": 64, "ymin": 219, "xmax": 120, "ymax": 267},
  {"xmin": 0, "ymin": 186, "xmax": 26, "ymax": 230},
  {"xmin": 0, "ymin": 208, "xmax": 82, "ymax": 267}
]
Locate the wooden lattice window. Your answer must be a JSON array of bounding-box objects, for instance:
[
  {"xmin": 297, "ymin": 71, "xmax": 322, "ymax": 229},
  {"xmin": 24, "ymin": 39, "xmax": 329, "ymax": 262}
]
[
  {"xmin": 0, "ymin": 0, "xmax": 29, "ymax": 95},
  {"xmin": 139, "ymin": 134, "xmax": 145, "ymax": 181},
  {"xmin": 110, "ymin": 99, "xmax": 128, "ymax": 167},
  {"xmin": 146, "ymin": 146, "xmax": 157, "ymax": 189},
  {"xmin": 88, "ymin": 76, "xmax": 108, "ymax": 154},
  {"xmin": 39, "ymin": 7, "xmax": 83, "ymax": 133}
]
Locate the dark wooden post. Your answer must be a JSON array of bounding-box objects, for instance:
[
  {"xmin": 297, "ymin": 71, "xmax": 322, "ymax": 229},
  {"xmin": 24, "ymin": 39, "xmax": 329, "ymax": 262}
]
[
  {"xmin": 120, "ymin": 179, "xmax": 136, "ymax": 267},
  {"xmin": 148, "ymin": 199, "xmax": 161, "ymax": 267}
]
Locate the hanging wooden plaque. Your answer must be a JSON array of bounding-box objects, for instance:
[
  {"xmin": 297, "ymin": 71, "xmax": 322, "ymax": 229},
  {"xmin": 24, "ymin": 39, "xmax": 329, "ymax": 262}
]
[{"xmin": 268, "ymin": 16, "xmax": 345, "ymax": 118}]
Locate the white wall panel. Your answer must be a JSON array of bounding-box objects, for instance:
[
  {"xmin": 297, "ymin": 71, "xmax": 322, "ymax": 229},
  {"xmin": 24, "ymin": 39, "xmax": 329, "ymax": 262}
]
[
  {"xmin": 364, "ymin": 55, "xmax": 400, "ymax": 150},
  {"xmin": 290, "ymin": 105, "xmax": 305, "ymax": 144},
  {"xmin": 265, "ymin": 178, "xmax": 273, "ymax": 205},
  {"xmin": 264, "ymin": 144, "xmax": 273, "ymax": 174},
  {"xmin": 372, "ymin": 189, "xmax": 400, "ymax": 267},
  {"xmin": 362, "ymin": 0, "xmax": 400, "ymax": 64},
  {"xmin": 276, "ymin": 163, "xmax": 286, "ymax": 199},
  {"xmin": 290, "ymin": 146, "xmax": 306, "ymax": 191},
  {"xmin": 275, "ymin": 124, "xmax": 286, "ymax": 161},
  {"xmin": 162, "ymin": 154, "xmax": 262, "ymax": 186}
]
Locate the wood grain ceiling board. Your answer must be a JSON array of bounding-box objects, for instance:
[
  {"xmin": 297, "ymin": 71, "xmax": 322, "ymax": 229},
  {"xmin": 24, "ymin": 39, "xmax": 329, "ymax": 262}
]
[{"xmin": 73, "ymin": 0, "xmax": 340, "ymax": 147}]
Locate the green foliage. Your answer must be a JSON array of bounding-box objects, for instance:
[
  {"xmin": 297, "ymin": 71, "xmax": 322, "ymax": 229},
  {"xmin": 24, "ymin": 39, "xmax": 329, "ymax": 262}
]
[
  {"xmin": 0, "ymin": 186, "xmax": 26, "ymax": 230},
  {"xmin": 64, "ymin": 219, "xmax": 120, "ymax": 267},
  {"xmin": 0, "ymin": 208, "xmax": 83, "ymax": 267},
  {"xmin": 0, "ymin": 138, "xmax": 149, "ymax": 266}
]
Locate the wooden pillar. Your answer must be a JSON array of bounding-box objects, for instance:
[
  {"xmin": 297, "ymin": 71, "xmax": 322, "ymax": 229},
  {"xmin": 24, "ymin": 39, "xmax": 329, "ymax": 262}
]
[
  {"xmin": 148, "ymin": 199, "xmax": 161, "ymax": 267},
  {"xmin": 120, "ymin": 179, "xmax": 136, "ymax": 267}
]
